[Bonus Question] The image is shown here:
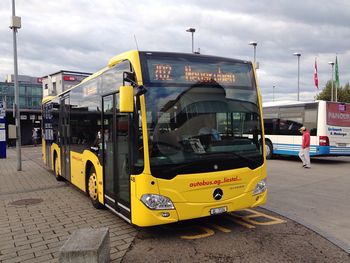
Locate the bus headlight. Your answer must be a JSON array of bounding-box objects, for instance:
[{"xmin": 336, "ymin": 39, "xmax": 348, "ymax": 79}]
[
  {"xmin": 253, "ymin": 179, "xmax": 267, "ymax": 195},
  {"xmin": 141, "ymin": 194, "xmax": 175, "ymax": 210}
]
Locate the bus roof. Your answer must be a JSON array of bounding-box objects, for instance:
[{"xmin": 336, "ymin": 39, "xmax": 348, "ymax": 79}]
[
  {"xmin": 42, "ymin": 50, "xmax": 141, "ymax": 103},
  {"xmin": 43, "ymin": 50, "xmax": 253, "ymax": 104},
  {"xmin": 137, "ymin": 51, "xmax": 250, "ymax": 64},
  {"xmin": 263, "ymin": 100, "xmax": 321, "ymax": 108},
  {"xmin": 42, "ymin": 96, "xmax": 56, "ymax": 104}
]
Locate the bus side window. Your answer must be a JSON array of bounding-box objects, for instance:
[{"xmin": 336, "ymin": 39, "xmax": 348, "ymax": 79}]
[{"xmin": 310, "ymin": 128, "xmax": 317, "ymax": 136}]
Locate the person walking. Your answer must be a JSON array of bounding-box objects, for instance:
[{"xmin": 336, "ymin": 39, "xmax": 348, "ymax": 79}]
[{"xmin": 298, "ymin": 126, "xmax": 310, "ymax": 168}]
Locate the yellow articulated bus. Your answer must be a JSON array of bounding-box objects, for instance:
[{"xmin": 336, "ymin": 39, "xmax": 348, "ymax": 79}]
[{"xmin": 42, "ymin": 50, "xmax": 267, "ymax": 227}]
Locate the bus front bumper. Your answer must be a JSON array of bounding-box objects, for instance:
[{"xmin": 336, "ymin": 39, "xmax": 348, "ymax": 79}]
[{"xmin": 131, "ymin": 189, "xmax": 267, "ymax": 227}]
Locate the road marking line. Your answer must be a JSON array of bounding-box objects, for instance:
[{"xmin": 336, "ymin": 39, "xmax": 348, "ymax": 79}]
[
  {"xmin": 180, "ymin": 226, "xmax": 215, "ymax": 240},
  {"xmin": 224, "ymin": 214, "xmax": 256, "ymax": 229},
  {"xmin": 179, "ymin": 208, "xmax": 284, "ymax": 240},
  {"xmin": 208, "ymin": 223, "xmax": 231, "ymax": 233},
  {"xmin": 233, "ymin": 209, "xmax": 286, "ymax": 226}
]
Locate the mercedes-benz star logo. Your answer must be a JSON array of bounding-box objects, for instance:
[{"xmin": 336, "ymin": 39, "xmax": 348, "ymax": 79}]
[{"xmin": 213, "ymin": 188, "xmax": 223, "ymax": 200}]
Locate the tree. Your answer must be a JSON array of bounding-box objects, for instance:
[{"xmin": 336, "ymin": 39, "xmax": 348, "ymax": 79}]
[
  {"xmin": 338, "ymin": 83, "xmax": 350, "ymax": 102},
  {"xmin": 316, "ymin": 81, "xmax": 350, "ymax": 103}
]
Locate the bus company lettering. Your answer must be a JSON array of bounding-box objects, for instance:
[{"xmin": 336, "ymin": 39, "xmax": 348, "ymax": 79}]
[
  {"xmin": 189, "ymin": 176, "xmax": 241, "ymax": 188},
  {"xmin": 328, "ymin": 127, "xmax": 348, "ymax": 137},
  {"xmin": 328, "ymin": 112, "xmax": 350, "ymax": 121}
]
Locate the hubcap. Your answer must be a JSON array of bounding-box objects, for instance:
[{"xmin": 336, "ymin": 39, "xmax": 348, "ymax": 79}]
[{"xmin": 88, "ymin": 173, "xmax": 98, "ymax": 201}]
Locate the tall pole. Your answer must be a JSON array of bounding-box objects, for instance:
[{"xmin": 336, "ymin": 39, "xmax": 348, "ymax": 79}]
[
  {"xmin": 249, "ymin": 41, "xmax": 257, "ymax": 66},
  {"xmin": 332, "ymin": 66, "xmax": 334, "ymax": 102},
  {"xmin": 335, "ymin": 57, "xmax": 338, "ymax": 102},
  {"xmin": 335, "ymin": 78, "xmax": 337, "ymax": 102},
  {"xmin": 191, "ymin": 32, "xmax": 194, "ymax": 54},
  {"xmin": 10, "ymin": 0, "xmax": 22, "ymax": 171},
  {"xmin": 293, "ymin": 52, "xmax": 301, "ymax": 101},
  {"xmin": 186, "ymin": 28, "xmax": 196, "ymax": 53},
  {"xmin": 273, "ymin": 85, "xmax": 275, "ymax": 101},
  {"xmin": 328, "ymin": 62, "xmax": 334, "ymax": 102}
]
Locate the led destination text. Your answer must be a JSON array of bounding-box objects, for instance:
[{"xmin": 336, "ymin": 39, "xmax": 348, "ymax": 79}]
[{"xmin": 152, "ymin": 63, "xmax": 236, "ymax": 84}]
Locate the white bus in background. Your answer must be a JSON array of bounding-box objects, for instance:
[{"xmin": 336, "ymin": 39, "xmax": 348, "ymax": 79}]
[{"xmin": 263, "ymin": 100, "xmax": 350, "ymax": 159}]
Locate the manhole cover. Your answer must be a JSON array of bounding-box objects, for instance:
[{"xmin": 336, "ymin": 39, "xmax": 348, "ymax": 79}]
[{"xmin": 9, "ymin": 198, "xmax": 43, "ymax": 206}]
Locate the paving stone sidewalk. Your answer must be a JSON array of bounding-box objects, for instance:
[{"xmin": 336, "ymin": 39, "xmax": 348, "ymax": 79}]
[{"xmin": 0, "ymin": 147, "xmax": 138, "ymax": 263}]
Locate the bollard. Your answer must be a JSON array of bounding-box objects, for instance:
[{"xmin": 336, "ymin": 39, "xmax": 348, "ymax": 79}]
[{"xmin": 59, "ymin": 227, "xmax": 110, "ymax": 263}]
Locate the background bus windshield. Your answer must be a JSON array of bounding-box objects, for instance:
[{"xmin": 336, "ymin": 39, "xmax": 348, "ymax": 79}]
[{"xmin": 141, "ymin": 54, "xmax": 263, "ymax": 179}]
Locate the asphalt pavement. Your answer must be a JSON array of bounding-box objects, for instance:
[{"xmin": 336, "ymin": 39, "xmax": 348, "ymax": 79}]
[
  {"xmin": 263, "ymin": 155, "xmax": 350, "ymax": 253},
  {"xmin": 122, "ymin": 208, "xmax": 349, "ymax": 262}
]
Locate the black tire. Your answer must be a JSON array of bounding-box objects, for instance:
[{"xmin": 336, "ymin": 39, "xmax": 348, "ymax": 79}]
[
  {"xmin": 53, "ymin": 155, "xmax": 63, "ymax": 181},
  {"xmin": 87, "ymin": 166, "xmax": 103, "ymax": 209},
  {"xmin": 265, "ymin": 140, "xmax": 273, "ymax": 159}
]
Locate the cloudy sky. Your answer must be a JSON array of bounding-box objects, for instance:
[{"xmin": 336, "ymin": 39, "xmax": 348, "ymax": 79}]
[{"xmin": 1, "ymin": 0, "xmax": 349, "ymax": 102}]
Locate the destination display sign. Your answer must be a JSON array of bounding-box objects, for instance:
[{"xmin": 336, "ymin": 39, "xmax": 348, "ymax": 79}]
[
  {"xmin": 152, "ymin": 63, "xmax": 235, "ymax": 84},
  {"xmin": 146, "ymin": 59, "xmax": 252, "ymax": 87}
]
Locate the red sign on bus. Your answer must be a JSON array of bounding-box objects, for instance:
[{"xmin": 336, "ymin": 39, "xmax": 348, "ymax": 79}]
[{"xmin": 326, "ymin": 102, "xmax": 350, "ymax": 127}]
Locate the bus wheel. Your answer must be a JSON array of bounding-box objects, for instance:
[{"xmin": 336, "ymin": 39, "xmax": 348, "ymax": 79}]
[
  {"xmin": 54, "ymin": 156, "xmax": 63, "ymax": 181},
  {"xmin": 88, "ymin": 167, "xmax": 103, "ymax": 209},
  {"xmin": 265, "ymin": 141, "xmax": 273, "ymax": 159}
]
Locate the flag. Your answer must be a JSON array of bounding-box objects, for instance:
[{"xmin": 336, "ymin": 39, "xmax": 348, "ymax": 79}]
[
  {"xmin": 314, "ymin": 58, "xmax": 318, "ymax": 89},
  {"xmin": 335, "ymin": 56, "xmax": 340, "ymax": 88}
]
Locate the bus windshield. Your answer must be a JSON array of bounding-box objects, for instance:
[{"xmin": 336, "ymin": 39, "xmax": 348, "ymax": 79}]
[{"xmin": 140, "ymin": 54, "xmax": 264, "ymax": 179}]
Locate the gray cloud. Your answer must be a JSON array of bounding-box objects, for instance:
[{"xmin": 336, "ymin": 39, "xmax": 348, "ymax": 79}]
[{"xmin": 0, "ymin": 0, "xmax": 349, "ymax": 102}]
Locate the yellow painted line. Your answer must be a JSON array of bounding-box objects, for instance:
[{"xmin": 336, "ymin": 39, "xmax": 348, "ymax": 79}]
[
  {"xmin": 224, "ymin": 214, "xmax": 256, "ymax": 229},
  {"xmin": 208, "ymin": 223, "xmax": 231, "ymax": 233},
  {"xmin": 234, "ymin": 209, "xmax": 286, "ymax": 226},
  {"xmin": 179, "ymin": 209, "xmax": 284, "ymax": 240},
  {"xmin": 180, "ymin": 227, "xmax": 215, "ymax": 240}
]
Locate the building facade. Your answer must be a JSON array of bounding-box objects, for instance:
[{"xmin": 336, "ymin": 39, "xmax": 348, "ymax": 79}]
[
  {"xmin": 0, "ymin": 75, "xmax": 42, "ymax": 145},
  {"xmin": 42, "ymin": 70, "xmax": 91, "ymax": 97},
  {"xmin": 0, "ymin": 71, "xmax": 91, "ymax": 146}
]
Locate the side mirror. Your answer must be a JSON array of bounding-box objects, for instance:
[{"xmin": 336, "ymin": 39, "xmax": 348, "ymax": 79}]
[
  {"xmin": 119, "ymin": 86, "xmax": 134, "ymax": 113},
  {"xmin": 123, "ymin": 71, "xmax": 136, "ymax": 84}
]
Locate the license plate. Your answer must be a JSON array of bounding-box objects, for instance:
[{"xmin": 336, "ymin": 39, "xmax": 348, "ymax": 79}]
[
  {"xmin": 338, "ymin": 143, "xmax": 346, "ymax": 147},
  {"xmin": 210, "ymin": 206, "xmax": 227, "ymax": 215}
]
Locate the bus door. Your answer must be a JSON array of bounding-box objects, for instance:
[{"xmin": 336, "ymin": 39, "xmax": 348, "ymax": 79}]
[
  {"xmin": 102, "ymin": 94, "xmax": 131, "ymax": 221},
  {"xmin": 43, "ymin": 103, "xmax": 52, "ymax": 167},
  {"xmin": 60, "ymin": 95, "xmax": 71, "ymax": 181}
]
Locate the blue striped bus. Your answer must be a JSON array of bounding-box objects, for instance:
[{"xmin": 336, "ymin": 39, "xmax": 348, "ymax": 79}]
[{"xmin": 263, "ymin": 100, "xmax": 350, "ymax": 159}]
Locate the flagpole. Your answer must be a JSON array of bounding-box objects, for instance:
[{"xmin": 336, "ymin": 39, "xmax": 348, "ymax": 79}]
[
  {"xmin": 314, "ymin": 57, "xmax": 319, "ymax": 99},
  {"xmin": 329, "ymin": 62, "xmax": 334, "ymax": 102},
  {"xmin": 317, "ymin": 59, "xmax": 318, "ymax": 97},
  {"xmin": 335, "ymin": 55, "xmax": 339, "ymax": 102}
]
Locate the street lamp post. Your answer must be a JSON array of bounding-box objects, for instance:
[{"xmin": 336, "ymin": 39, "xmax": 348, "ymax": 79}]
[
  {"xmin": 293, "ymin": 52, "xmax": 301, "ymax": 101},
  {"xmin": 186, "ymin": 28, "xmax": 196, "ymax": 54},
  {"xmin": 328, "ymin": 61, "xmax": 335, "ymax": 102},
  {"xmin": 249, "ymin": 41, "xmax": 257, "ymax": 65},
  {"xmin": 10, "ymin": 0, "xmax": 22, "ymax": 171}
]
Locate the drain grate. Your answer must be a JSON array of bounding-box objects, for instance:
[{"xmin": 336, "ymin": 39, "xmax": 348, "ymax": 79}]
[{"xmin": 9, "ymin": 198, "xmax": 43, "ymax": 206}]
